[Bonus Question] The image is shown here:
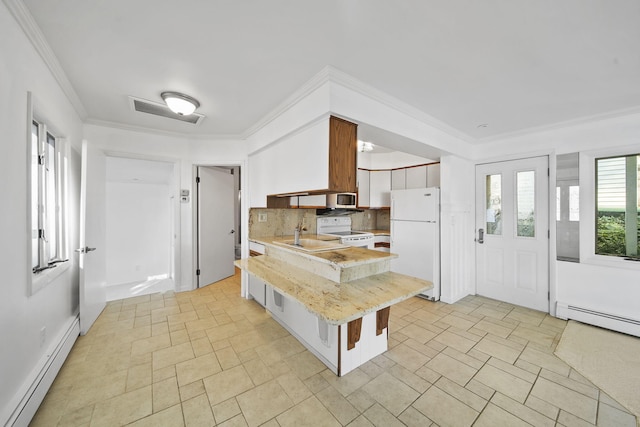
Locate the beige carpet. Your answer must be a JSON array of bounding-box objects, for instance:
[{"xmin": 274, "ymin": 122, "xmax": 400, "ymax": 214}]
[{"xmin": 555, "ymin": 320, "xmax": 640, "ymax": 419}]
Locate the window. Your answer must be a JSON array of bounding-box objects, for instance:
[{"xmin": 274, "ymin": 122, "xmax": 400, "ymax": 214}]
[
  {"xmin": 30, "ymin": 118, "xmax": 69, "ymax": 279},
  {"xmin": 595, "ymin": 154, "xmax": 640, "ymax": 258}
]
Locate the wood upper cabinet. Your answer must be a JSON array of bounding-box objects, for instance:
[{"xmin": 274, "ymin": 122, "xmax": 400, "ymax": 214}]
[
  {"xmin": 258, "ymin": 116, "xmax": 357, "ymax": 208},
  {"xmin": 328, "ymin": 116, "xmax": 357, "ymax": 193}
]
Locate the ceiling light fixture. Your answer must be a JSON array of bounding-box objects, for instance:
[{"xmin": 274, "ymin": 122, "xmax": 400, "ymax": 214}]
[
  {"xmin": 358, "ymin": 140, "xmax": 374, "ymax": 152},
  {"xmin": 161, "ymin": 91, "xmax": 200, "ymax": 116}
]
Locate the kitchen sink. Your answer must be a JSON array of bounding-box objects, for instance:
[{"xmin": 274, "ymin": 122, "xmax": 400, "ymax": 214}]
[{"xmin": 273, "ymin": 239, "xmax": 348, "ymax": 252}]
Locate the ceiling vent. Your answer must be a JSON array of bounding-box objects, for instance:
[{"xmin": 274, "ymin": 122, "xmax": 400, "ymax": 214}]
[{"xmin": 129, "ymin": 96, "xmax": 205, "ymax": 125}]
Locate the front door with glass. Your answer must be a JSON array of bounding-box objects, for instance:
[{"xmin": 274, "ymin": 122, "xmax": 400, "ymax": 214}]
[{"xmin": 475, "ymin": 156, "xmax": 549, "ymax": 312}]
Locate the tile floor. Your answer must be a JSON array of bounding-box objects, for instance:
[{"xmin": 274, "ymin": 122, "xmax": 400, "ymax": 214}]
[{"xmin": 32, "ymin": 273, "xmax": 637, "ymax": 426}]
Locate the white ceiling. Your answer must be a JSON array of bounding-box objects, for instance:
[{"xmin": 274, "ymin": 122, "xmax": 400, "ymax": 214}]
[{"xmin": 19, "ymin": 0, "xmax": 640, "ymax": 144}]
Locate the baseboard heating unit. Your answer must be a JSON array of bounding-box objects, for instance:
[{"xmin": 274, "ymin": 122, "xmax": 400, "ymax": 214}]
[{"xmin": 556, "ymin": 303, "xmax": 640, "ymax": 338}]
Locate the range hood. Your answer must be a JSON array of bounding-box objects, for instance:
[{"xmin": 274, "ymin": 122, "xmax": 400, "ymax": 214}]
[{"xmin": 316, "ymin": 208, "xmax": 363, "ymax": 216}]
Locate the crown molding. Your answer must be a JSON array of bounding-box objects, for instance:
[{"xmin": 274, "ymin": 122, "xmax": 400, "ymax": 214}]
[
  {"xmin": 241, "ymin": 65, "xmax": 475, "ymax": 144},
  {"xmin": 325, "ymin": 66, "xmax": 475, "ymax": 144},
  {"xmin": 84, "ymin": 118, "xmax": 243, "ymax": 141},
  {"xmin": 241, "ymin": 66, "xmax": 333, "ymax": 139},
  {"xmin": 4, "ymin": 0, "xmax": 87, "ymax": 120},
  {"xmin": 477, "ymin": 104, "xmax": 640, "ymax": 144}
]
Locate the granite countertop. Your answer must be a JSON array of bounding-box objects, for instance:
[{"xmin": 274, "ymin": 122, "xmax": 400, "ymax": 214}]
[
  {"xmin": 235, "ymin": 255, "xmax": 433, "ymax": 325},
  {"xmin": 249, "ymin": 235, "xmax": 397, "ymax": 268},
  {"xmin": 360, "ymin": 229, "xmax": 391, "ymax": 236}
]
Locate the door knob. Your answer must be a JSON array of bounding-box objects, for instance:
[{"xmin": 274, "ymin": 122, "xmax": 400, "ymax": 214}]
[
  {"xmin": 230, "ymin": 229, "xmax": 235, "ymax": 234},
  {"xmin": 75, "ymin": 246, "xmax": 97, "ymax": 253}
]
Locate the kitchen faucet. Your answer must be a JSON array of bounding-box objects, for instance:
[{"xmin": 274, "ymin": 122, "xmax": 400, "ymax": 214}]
[{"xmin": 294, "ymin": 222, "xmax": 306, "ymax": 246}]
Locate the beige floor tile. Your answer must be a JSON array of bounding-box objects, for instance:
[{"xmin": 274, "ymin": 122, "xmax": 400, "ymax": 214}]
[
  {"xmin": 473, "ymin": 336, "xmax": 522, "ymax": 364},
  {"xmin": 384, "ymin": 342, "xmax": 431, "ymax": 371},
  {"xmin": 539, "ymin": 368, "xmax": 599, "ymax": 399},
  {"xmin": 487, "ymin": 357, "xmax": 538, "ymax": 383},
  {"xmin": 438, "ymin": 313, "xmax": 477, "ymax": 330},
  {"xmin": 212, "ymin": 397, "xmax": 242, "ymax": 424},
  {"xmin": 152, "ymin": 341, "xmax": 195, "ymax": 371},
  {"xmin": 530, "ymin": 377, "xmax": 598, "ymax": 423},
  {"xmin": 361, "ymin": 372, "xmax": 419, "ymax": 416},
  {"xmin": 153, "ymin": 376, "xmax": 180, "ymax": 412},
  {"xmin": 176, "ymin": 352, "xmax": 222, "ymax": 387},
  {"xmin": 397, "ymin": 323, "xmax": 438, "ymax": 344},
  {"xmin": 304, "ymin": 372, "xmax": 331, "ymax": 394},
  {"xmin": 397, "ymin": 406, "xmax": 434, "ymax": 427},
  {"xmin": 126, "ymin": 362, "xmax": 152, "ymax": 391},
  {"xmin": 425, "ymin": 352, "xmax": 478, "ymax": 386},
  {"xmin": 127, "ymin": 404, "xmax": 185, "ymax": 427},
  {"xmin": 242, "ymin": 357, "xmax": 274, "ymax": 386},
  {"xmin": 316, "ymin": 385, "xmax": 361, "ymax": 425},
  {"xmin": 442, "ymin": 346, "xmax": 485, "ymax": 370},
  {"xmin": 491, "ymin": 392, "xmax": 555, "ymax": 427},
  {"xmin": 236, "ymin": 379, "xmax": 294, "ymax": 427},
  {"xmin": 388, "ymin": 364, "xmax": 431, "ymax": 393},
  {"xmin": 518, "ymin": 345, "xmax": 571, "ymax": 376},
  {"xmin": 180, "ymin": 379, "xmax": 206, "ymax": 401},
  {"xmin": 182, "ymin": 393, "xmax": 216, "ymax": 427},
  {"xmin": 276, "ymin": 372, "xmax": 313, "ymax": 404},
  {"xmin": 433, "ymin": 330, "xmax": 477, "ymax": 353},
  {"xmin": 65, "ymin": 370, "xmax": 128, "ymax": 412},
  {"xmin": 525, "ymin": 394, "xmax": 560, "ymax": 420},
  {"xmin": 285, "ymin": 350, "xmax": 327, "ymax": 380},
  {"xmin": 203, "ymin": 365, "xmax": 255, "ymax": 405},
  {"xmin": 412, "ymin": 385, "xmax": 479, "ymax": 427},
  {"xmin": 321, "ymin": 367, "xmax": 371, "ymax": 397},
  {"xmin": 89, "ymin": 385, "xmax": 152, "ymax": 427},
  {"xmin": 276, "ymin": 396, "xmax": 341, "ymax": 427},
  {"xmin": 465, "ymin": 379, "xmax": 495, "ymax": 401},
  {"xmin": 153, "ymin": 365, "xmax": 176, "ymax": 383},
  {"xmin": 473, "ymin": 403, "xmax": 531, "ymax": 427},
  {"xmin": 597, "ymin": 402, "xmax": 637, "ymax": 427},
  {"xmin": 347, "ymin": 414, "xmax": 376, "ymax": 426},
  {"xmin": 347, "ymin": 388, "xmax": 376, "ymax": 413},
  {"xmin": 511, "ymin": 324, "xmax": 557, "ymax": 347},
  {"xmin": 362, "ymin": 403, "xmax": 406, "ymax": 427},
  {"xmin": 557, "ymin": 410, "xmax": 597, "ymax": 427},
  {"xmin": 435, "ymin": 377, "xmax": 488, "ymax": 412},
  {"xmin": 216, "ymin": 345, "xmax": 242, "ymax": 370},
  {"xmin": 474, "ymin": 364, "xmax": 533, "ymax": 403}
]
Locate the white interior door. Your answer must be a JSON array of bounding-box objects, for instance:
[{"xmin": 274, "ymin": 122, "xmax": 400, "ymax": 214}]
[
  {"xmin": 197, "ymin": 166, "xmax": 235, "ymax": 287},
  {"xmin": 79, "ymin": 141, "xmax": 107, "ymax": 334},
  {"xmin": 475, "ymin": 156, "xmax": 549, "ymax": 312}
]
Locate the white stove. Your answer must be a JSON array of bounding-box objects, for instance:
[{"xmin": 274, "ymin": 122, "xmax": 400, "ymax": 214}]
[{"xmin": 316, "ymin": 217, "xmax": 374, "ymax": 249}]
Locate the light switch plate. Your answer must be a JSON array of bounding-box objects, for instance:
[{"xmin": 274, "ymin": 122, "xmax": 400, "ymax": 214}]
[{"xmin": 258, "ymin": 213, "xmax": 267, "ymax": 222}]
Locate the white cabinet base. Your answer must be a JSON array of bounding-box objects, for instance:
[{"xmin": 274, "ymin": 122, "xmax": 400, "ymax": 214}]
[{"xmin": 265, "ymin": 284, "xmax": 389, "ymax": 376}]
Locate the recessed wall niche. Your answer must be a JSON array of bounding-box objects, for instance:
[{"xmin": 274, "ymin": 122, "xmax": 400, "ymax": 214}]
[{"xmin": 556, "ymin": 153, "xmax": 580, "ymax": 262}]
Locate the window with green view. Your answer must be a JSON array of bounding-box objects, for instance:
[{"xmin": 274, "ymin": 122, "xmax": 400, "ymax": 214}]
[{"xmin": 595, "ymin": 155, "xmax": 640, "ymax": 258}]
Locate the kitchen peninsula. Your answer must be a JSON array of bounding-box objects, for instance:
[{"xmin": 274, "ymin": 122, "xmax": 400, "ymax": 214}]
[{"xmin": 235, "ymin": 236, "xmax": 433, "ymax": 376}]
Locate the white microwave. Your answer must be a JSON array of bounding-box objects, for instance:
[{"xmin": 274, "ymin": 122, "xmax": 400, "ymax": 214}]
[{"xmin": 326, "ymin": 193, "xmax": 357, "ymax": 209}]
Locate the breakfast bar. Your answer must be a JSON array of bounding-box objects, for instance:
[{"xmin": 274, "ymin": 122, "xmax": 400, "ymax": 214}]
[{"xmin": 235, "ymin": 236, "xmax": 433, "ymax": 376}]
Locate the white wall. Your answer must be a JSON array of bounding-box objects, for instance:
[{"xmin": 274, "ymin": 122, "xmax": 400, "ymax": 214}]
[
  {"xmin": 83, "ymin": 124, "xmax": 248, "ymax": 292},
  {"xmin": 0, "ymin": 3, "xmax": 83, "ymax": 423},
  {"xmin": 358, "ymin": 151, "xmax": 434, "ymax": 170},
  {"xmin": 106, "ymin": 182, "xmax": 171, "ymax": 286},
  {"xmin": 480, "ymin": 112, "xmax": 640, "ymax": 328}
]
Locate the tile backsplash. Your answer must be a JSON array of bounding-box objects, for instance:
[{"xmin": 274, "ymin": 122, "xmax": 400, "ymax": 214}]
[{"xmin": 249, "ymin": 208, "xmax": 390, "ymax": 237}]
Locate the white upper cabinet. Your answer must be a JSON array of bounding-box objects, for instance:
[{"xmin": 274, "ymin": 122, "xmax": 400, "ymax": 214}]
[
  {"xmin": 370, "ymin": 170, "xmax": 391, "ymax": 208},
  {"xmin": 357, "ymin": 169, "xmax": 370, "ymax": 208},
  {"xmin": 248, "ymin": 116, "xmax": 357, "ymax": 207},
  {"xmin": 391, "ymin": 169, "xmax": 406, "ymax": 190},
  {"xmin": 406, "ymin": 165, "xmax": 428, "ymax": 189},
  {"xmin": 427, "ymin": 163, "xmax": 441, "ymax": 187}
]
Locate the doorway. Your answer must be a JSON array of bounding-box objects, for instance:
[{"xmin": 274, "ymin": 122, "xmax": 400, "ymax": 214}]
[
  {"xmin": 475, "ymin": 156, "xmax": 549, "ymax": 312},
  {"xmin": 104, "ymin": 156, "xmax": 177, "ymax": 301},
  {"xmin": 195, "ymin": 165, "xmax": 240, "ymax": 288}
]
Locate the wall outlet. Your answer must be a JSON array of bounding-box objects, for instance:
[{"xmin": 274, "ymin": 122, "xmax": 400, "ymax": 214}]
[
  {"xmin": 39, "ymin": 326, "xmax": 46, "ymax": 348},
  {"xmin": 258, "ymin": 213, "xmax": 267, "ymax": 222}
]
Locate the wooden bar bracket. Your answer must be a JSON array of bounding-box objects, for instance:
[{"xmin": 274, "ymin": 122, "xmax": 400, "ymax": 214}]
[
  {"xmin": 347, "ymin": 317, "xmax": 362, "ymax": 350},
  {"xmin": 376, "ymin": 307, "xmax": 390, "ymax": 336}
]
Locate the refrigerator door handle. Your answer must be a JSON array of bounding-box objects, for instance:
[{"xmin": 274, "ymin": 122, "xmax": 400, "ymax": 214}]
[{"xmin": 476, "ymin": 228, "xmax": 484, "ymax": 244}]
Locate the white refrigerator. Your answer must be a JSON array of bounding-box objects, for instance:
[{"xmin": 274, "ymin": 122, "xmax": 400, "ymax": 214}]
[{"xmin": 390, "ymin": 187, "xmax": 440, "ymax": 301}]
